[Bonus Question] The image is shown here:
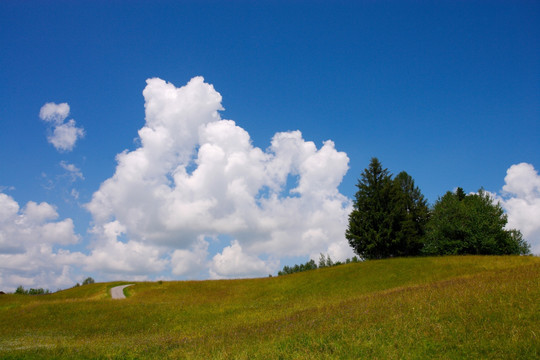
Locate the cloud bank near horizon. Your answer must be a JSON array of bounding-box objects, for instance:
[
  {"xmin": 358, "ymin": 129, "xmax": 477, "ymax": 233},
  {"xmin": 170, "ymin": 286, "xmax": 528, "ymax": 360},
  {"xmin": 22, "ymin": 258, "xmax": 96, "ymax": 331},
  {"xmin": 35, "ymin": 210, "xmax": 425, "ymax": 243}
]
[
  {"xmin": 0, "ymin": 193, "xmax": 84, "ymax": 291},
  {"xmin": 1, "ymin": 76, "xmax": 539, "ymax": 292}
]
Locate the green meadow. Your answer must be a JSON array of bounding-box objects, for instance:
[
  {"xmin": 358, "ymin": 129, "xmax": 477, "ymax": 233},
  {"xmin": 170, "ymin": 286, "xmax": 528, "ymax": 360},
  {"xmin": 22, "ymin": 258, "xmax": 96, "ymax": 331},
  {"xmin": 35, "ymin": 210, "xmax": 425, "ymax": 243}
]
[{"xmin": 1, "ymin": 256, "xmax": 538, "ymax": 359}]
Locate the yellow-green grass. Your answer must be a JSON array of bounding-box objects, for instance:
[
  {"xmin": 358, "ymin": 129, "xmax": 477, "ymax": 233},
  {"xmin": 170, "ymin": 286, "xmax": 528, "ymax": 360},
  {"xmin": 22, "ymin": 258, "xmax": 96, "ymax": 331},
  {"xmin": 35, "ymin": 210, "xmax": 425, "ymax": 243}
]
[{"xmin": 0, "ymin": 256, "xmax": 538, "ymax": 359}]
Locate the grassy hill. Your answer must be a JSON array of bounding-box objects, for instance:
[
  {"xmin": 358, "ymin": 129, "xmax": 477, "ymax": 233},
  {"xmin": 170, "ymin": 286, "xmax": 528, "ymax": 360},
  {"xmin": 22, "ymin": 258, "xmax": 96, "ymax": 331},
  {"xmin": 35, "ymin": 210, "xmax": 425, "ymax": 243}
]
[{"xmin": 0, "ymin": 256, "xmax": 538, "ymax": 359}]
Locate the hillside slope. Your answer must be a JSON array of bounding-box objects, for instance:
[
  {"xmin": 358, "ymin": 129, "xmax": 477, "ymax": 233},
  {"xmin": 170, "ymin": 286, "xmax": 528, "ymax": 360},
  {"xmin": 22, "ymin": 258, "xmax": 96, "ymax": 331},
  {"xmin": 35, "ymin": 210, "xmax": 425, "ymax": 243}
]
[{"xmin": 0, "ymin": 256, "xmax": 538, "ymax": 359}]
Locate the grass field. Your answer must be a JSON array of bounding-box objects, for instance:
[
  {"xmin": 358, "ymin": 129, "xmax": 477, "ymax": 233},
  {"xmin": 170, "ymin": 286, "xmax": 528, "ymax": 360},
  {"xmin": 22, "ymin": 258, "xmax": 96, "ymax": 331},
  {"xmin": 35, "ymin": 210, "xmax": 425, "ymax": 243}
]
[{"xmin": 0, "ymin": 256, "xmax": 539, "ymax": 359}]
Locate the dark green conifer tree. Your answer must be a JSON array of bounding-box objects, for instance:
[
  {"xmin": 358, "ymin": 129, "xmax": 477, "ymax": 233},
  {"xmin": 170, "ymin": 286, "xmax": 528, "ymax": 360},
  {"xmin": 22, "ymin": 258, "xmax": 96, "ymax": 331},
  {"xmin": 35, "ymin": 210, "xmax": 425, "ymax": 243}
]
[
  {"xmin": 346, "ymin": 158, "xmax": 397, "ymax": 259},
  {"xmin": 392, "ymin": 171, "xmax": 430, "ymax": 256},
  {"xmin": 346, "ymin": 158, "xmax": 429, "ymax": 259}
]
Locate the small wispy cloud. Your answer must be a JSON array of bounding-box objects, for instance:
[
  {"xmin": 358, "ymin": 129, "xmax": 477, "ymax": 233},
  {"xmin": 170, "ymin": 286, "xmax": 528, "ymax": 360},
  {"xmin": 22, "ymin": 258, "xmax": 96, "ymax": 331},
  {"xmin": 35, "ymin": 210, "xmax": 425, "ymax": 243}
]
[
  {"xmin": 39, "ymin": 102, "xmax": 70, "ymax": 125},
  {"xmin": 71, "ymin": 189, "xmax": 80, "ymax": 200},
  {"xmin": 60, "ymin": 161, "xmax": 84, "ymax": 181},
  {"xmin": 39, "ymin": 102, "xmax": 85, "ymax": 152}
]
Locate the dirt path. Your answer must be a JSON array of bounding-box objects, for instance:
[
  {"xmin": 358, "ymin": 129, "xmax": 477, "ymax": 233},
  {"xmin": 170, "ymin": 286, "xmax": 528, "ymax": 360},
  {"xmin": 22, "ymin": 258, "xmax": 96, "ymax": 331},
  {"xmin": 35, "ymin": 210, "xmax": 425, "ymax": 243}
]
[{"xmin": 110, "ymin": 284, "xmax": 134, "ymax": 299}]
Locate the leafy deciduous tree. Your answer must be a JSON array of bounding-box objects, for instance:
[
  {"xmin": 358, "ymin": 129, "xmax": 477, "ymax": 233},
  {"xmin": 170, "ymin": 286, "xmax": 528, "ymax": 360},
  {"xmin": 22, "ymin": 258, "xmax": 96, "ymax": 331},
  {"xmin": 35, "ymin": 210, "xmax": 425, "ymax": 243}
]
[
  {"xmin": 423, "ymin": 188, "xmax": 530, "ymax": 255},
  {"xmin": 82, "ymin": 277, "xmax": 95, "ymax": 285}
]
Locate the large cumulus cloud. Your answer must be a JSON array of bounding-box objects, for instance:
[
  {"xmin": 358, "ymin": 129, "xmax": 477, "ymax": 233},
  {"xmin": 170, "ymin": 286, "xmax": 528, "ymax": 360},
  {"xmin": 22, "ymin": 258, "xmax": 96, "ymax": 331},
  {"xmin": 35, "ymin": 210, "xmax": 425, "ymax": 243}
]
[{"xmin": 85, "ymin": 76, "xmax": 353, "ymax": 279}]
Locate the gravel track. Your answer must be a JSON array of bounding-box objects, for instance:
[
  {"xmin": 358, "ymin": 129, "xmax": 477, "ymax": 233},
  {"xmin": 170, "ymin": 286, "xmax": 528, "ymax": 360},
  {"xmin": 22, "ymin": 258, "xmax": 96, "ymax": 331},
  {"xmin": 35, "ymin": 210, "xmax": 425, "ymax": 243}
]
[{"xmin": 110, "ymin": 284, "xmax": 134, "ymax": 299}]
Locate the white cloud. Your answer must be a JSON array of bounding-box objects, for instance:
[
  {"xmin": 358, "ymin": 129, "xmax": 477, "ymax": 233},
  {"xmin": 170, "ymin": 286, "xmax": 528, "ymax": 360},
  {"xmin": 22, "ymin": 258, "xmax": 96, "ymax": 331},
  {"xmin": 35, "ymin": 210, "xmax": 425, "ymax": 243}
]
[
  {"xmin": 502, "ymin": 163, "xmax": 540, "ymax": 201},
  {"xmin": 48, "ymin": 119, "xmax": 85, "ymax": 151},
  {"xmin": 39, "ymin": 102, "xmax": 70, "ymax": 125},
  {"xmin": 24, "ymin": 200, "xmax": 58, "ymax": 224},
  {"xmin": 494, "ymin": 163, "xmax": 540, "ymax": 254},
  {"xmin": 0, "ymin": 185, "xmax": 15, "ymax": 192},
  {"xmin": 84, "ymin": 220, "xmax": 168, "ymax": 278},
  {"xmin": 86, "ymin": 76, "xmax": 352, "ymax": 279},
  {"xmin": 170, "ymin": 236, "xmax": 209, "ymax": 277},
  {"xmin": 71, "ymin": 189, "xmax": 80, "ymax": 200},
  {"xmin": 0, "ymin": 195, "xmax": 80, "ymax": 249},
  {"xmin": 0, "ymin": 193, "xmax": 84, "ymax": 292},
  {"xmin": 60, "ymin": 161, "xmax": 84, "ymax": 181},
  {"xmin": 39, "ymin": 102, "xmax": 84, "ymax": 152},
  {"xmin": 209, "ymin": 240, "xmax": 278, "ymax": 279}
]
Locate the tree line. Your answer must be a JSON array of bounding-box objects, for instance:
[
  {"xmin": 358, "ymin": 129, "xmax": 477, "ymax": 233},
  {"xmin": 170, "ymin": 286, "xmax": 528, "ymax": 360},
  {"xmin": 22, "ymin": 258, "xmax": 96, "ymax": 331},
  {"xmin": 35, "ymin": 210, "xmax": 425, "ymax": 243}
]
[
  {"xmin": 279, "ymin": 157, "xmax": 529, "ymax": 276},
  {"xmin": 14, "ymin": 286, "xmax": 51, "ymax": 295},
  {"xmin": 346, "ymin": 158, "xmax": 530, "ymax": 259},
  {"xmin": 278, "ymin": 254, "xmax": 360, "ymax": 276},
  {"xmin": 13, "ymin": 277, "xmax": 95, "ymax": 295}
]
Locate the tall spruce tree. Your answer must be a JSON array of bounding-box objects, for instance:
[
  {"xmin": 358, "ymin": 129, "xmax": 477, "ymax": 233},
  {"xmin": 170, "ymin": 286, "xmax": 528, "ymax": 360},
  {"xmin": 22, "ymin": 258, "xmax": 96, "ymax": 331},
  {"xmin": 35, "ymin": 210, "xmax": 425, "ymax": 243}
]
[
  {"xmin": 392, "ymin": 171, "xmax": 430, "ymax": 256},
  {"xmin": 346, "ymin": 158, "xmax": 428, "ymax": 259},
  {"xmin": 346, "ymin": 158, "xmax": 391, "ymax": 259}
]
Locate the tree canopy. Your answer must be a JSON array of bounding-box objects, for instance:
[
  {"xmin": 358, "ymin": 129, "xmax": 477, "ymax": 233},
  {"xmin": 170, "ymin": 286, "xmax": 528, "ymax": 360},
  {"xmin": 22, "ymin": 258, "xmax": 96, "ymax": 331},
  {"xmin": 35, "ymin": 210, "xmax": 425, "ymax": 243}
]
[
  {"xmin": 423, "ymin": 188, "xmax": 530, "ymax": 256},
  {"xmin": 82, "ymin": 277, "xmax": 95, "ymax": 285},
  {"xmin": 347, "ymin": 159, "xmax": 530, "ymax": 259}
]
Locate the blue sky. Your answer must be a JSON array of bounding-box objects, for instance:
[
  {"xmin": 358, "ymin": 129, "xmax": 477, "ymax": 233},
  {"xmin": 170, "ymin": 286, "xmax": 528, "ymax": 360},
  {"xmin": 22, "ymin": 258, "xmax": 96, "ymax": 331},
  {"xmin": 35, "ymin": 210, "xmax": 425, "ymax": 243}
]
[{"xmin": 1, "ymin": 1, "xmax": 539, "ymax": 291}]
